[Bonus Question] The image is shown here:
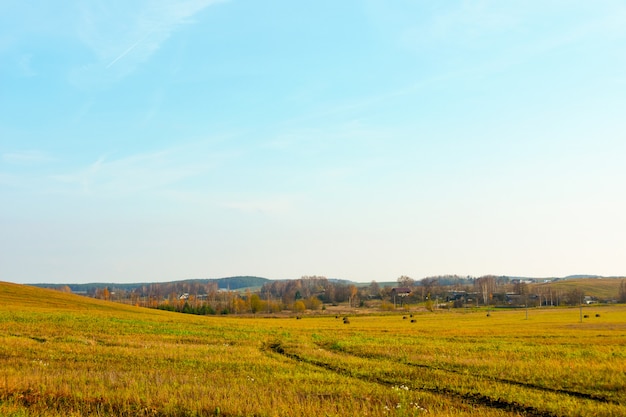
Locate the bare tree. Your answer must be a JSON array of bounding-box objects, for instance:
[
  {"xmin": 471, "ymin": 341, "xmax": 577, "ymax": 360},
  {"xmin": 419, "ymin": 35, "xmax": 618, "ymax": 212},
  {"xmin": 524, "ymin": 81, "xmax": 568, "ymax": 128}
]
[
  {"xmin": 475, "ymin": 276, "xmax": 496, "ymax": 305},
  {"xmin": 397, "ymin": 275, "xmax": 414, "ymax": 288},
  {"xmin": 420, "ymin": 278, "xmax": 438, "ymax": 301},
  {"xmin": 368, "ymin": 281, "xmax": 381, "ymax": 299},
  {"xmin": 514, "ymin": 280, "xmax": 528, "ymax": 295},
  {"xmin": 565, "ymin": 288, "xmax": 584, "ymax": 306}
]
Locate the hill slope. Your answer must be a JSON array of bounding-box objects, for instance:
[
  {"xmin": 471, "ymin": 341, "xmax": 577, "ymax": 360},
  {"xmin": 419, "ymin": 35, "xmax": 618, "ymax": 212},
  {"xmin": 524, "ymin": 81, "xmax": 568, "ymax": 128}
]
[
  {"xmin": 0, "ymin": 280, "xmax": 154, "ymax": 314},
  {"xmin": 534, "ymin": 277, "xmax": 624, "ymax": 301}
]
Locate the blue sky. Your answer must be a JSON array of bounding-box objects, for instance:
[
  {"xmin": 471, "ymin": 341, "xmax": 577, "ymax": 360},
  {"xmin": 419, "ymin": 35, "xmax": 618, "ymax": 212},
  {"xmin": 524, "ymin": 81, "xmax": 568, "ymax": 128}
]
[{"xmin": 2, "ymin": 1, "xmax": 626, "ymax": 284}]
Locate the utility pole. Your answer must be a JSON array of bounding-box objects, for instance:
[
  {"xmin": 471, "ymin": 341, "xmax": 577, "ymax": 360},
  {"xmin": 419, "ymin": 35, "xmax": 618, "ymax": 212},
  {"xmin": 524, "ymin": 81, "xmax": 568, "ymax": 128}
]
[
  {"xmin": 525, "ymin": 294, "xmax": 529, "ymax": 320},
  {"xmin": 579, "ymin": 293, "xmax": 583, "ymax": 323}
]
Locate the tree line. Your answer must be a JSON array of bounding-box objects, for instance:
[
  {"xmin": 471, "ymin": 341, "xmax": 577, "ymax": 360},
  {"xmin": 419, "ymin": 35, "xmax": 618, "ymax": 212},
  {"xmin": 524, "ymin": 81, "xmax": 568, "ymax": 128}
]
[{"xmin": 81, "ymin": 275, "xmax": 626, "ymax": 315}]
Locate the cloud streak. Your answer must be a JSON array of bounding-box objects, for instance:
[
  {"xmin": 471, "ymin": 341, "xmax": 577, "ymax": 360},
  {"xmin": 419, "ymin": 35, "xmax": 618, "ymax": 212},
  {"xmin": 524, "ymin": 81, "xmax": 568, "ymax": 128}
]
[
  {"xmin": 52, "ymin": 150, "xmax": 188, "ymax": 196},
  {"xmin": 105, "ymin": 31, "xmax": 153, "ymax": 69},
  {"xmin": 73, "ymin": 0, "xmax": 226, "ymax": 87},
  {"xmin": 48, "ymin": 139, "xmax": 240, "ymax": 198}
]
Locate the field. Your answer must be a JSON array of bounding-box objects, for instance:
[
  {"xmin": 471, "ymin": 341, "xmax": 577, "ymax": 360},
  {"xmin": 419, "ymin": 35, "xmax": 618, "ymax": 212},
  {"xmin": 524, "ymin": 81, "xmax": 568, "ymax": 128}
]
[
  {"xmin": 533, "ymin": 278, "xmax": 624, "ymax": 301},
  {"xmin": 1, "ymin": 282, "xmax": 625, "ymax": 416}
]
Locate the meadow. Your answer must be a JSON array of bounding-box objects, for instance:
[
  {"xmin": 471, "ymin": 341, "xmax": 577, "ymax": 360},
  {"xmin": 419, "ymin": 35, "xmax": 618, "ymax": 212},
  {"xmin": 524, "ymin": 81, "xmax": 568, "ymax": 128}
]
[{"xmin": 0, "ymin": 281, "xmax": 625, "ymax": 417}]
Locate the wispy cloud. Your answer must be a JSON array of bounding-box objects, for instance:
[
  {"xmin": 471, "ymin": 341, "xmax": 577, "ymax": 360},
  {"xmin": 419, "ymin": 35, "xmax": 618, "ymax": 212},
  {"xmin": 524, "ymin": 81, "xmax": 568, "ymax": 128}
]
[
  {"xmin": 320, "ymin": 1, "xmax": 626, "ymax": 127},
  {"xmin": 2, "ymin": 150, "xmax": 53, "ymax": 164},
  {"xmin": 369, "ymin": 1, "xmax": 626, "ymax": 71},
  {"xmin": 52, "ymin": 150, "xmax": 187, "ymax": 195},
  {"xmin": 49, "ymin": 140, "xmax": 237, "ymax": 197},
  {"xmin": 71, "ymin": 0, "xmax": 226, "ymax": 88}
]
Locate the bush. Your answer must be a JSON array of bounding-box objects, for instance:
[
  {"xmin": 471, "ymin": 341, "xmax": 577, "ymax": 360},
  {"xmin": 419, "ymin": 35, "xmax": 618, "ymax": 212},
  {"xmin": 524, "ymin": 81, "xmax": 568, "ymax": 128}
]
[
  {"xmin": 293, "ymin": 300, "xmax": 306, "ymax": 313},
  {"xmin": 304, "ymin": 296, "xmax": 322, "ymax": 310},
  {"xmin": 380, "ymin": 301, "xmax": 395, "ymax": 311}
]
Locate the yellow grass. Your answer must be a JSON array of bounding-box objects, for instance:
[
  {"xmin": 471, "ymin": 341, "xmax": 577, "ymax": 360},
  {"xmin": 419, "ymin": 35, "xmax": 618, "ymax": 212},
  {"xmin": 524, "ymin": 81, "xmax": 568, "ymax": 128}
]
[
  {"xmin": 1, "ymin": 281, "xmax": 625, "ymax": 416},
  {"xmin": 533, "ymin": 277, "xmax": 624, "ymax": 300}
]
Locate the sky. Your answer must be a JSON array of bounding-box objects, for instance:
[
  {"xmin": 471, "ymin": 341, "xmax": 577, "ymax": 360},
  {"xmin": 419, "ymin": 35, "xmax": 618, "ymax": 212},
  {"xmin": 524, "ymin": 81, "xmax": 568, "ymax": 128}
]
[{"xmin": 1, "ymin": 1, "xmax": 626, "ymax": 284}]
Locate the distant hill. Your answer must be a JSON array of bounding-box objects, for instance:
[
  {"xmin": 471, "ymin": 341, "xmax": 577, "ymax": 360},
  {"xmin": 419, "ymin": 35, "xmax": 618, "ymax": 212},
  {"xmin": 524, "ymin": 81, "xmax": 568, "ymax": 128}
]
[
  {"xmin": 211, "ymin": 276, "xmax": 270, "ymax": 290},
  {"xmin": 564, "ymin": 274, "xmax": 602, "ymax": 279},
  {"xmin": 31, "ymin": 276, "xmax": 271, "ymax": 294}
]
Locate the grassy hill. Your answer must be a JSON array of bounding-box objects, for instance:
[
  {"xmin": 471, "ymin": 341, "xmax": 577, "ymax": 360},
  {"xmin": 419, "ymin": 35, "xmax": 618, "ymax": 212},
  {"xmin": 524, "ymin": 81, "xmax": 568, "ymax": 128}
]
[
  {"xmin": 534, "ymin": 277, "xmax": 624, "ymax": 300},
  {"xmin": 0, "ymin": 280, "xmax": 138, "ymax": 312}
]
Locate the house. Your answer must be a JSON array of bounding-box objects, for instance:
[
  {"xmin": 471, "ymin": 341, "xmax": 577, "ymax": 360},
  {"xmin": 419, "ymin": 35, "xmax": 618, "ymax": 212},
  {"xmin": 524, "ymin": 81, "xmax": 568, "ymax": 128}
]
[
  {"xmin": 391, "ymin": 287, "xmax": 412, "ymax": 307},
  {"xmin": 391, "ymin": 287, "xmax": 411, "ymax": 297},
  {"xmin": 583, "ymin": 296, "xmax": 596, "ymax": 305}
]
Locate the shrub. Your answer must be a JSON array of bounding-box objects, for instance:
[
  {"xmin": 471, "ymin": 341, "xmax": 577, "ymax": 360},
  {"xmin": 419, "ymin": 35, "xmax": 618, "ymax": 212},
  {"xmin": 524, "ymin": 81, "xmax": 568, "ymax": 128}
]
[
  {"xmin": 293, "ymin": 300, "xmax": 306, "ymax": 313},
  {"xmin": 304, "ymin": 296, "xmax": 322, "ymax": 310},
  {"xmin": 380, "ymin": 301, "xmax": 395, "ymax": 311}
]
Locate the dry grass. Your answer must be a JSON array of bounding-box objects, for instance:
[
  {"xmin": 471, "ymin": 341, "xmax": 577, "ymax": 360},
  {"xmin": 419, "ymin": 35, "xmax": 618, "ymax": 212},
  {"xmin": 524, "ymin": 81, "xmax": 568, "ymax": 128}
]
[
  {"xmin": 1, "ymin": 281, "xmax": 625, "ymax": 416},
  {"xmin": 533, "ymin": 277, "xmax": 624, "ymax": 300}
]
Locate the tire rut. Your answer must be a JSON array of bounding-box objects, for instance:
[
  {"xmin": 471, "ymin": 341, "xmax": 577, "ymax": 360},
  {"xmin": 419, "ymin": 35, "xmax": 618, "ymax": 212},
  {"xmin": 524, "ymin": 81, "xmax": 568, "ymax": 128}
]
[
  {"xmin": 403, "ymin": 361, "xmax": 618, "ymax": 405},
  {"xmin": 264, "ymin": 341, "xmax": 559, "ymax": 417},
  {"xmin": 315, "ymin": 344, "xmax": 618, "ymax": 405}
]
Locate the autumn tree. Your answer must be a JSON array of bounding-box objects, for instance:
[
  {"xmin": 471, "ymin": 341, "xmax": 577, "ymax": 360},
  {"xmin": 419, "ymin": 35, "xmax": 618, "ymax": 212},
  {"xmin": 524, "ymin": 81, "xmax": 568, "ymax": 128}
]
[
  {"xmin": 304, "ymin": 296, "xmax": 322, "ymax": 310},
  {"xmin": 293, "ymin": 300, "xmax": 306, "ymax": 313},
  {"xmin": 348, "ymin": 285, "xmax": 358, "ymax": 307},
  {"xmin": 233, "ymin": 297, "xmax": 247, "ymax": 314},
  {"xmin": 250, "ymin": 294, "xmax": 264, "ymax": 313},
  {"xmin": 97, "ymin": 287, "xmax": 111, "ymax": 301}
]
